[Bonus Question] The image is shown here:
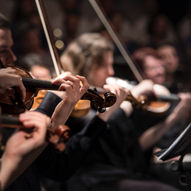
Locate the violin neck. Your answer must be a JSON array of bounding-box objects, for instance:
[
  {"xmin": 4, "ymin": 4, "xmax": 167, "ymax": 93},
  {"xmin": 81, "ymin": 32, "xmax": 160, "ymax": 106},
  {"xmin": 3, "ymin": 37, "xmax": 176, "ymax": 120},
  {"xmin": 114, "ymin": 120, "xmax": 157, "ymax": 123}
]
[
  {"xmin": 157, "ymin": 94, "xmax": 180, "ymax": 102},
  {"xmin": 0, "ymin": 115, "xmax": 22, "ymax": 128},
  {"xmin": 22, "ymin": 77, "xmax": 60, "ymax": 90}
]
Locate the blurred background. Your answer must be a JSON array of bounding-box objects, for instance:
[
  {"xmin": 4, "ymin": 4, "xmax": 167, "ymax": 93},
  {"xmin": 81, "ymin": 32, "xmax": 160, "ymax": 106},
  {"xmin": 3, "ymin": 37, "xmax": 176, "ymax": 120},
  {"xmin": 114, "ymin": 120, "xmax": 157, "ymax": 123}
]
[
  {"xmin": 0, "ymin": 1, "xmax": 191, "ymax": 190},
  {"xmin": 0, "ymin": 0, "xmax": 191, "ymax": 82}
]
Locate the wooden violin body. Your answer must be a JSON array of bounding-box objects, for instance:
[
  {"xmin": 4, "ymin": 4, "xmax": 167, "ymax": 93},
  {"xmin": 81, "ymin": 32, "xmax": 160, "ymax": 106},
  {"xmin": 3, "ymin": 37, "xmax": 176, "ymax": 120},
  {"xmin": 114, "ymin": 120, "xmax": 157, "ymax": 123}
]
[
  {"xmin": 107, "ymin": 77, "xmax": 180, "ymax": 116},
  {"xmin": 0, "ymin": 66, "xmax": 37, "ymax": 114},
  {"xmin": 0, "ymin": 66, "xmax": 116, "ymax": 115}
]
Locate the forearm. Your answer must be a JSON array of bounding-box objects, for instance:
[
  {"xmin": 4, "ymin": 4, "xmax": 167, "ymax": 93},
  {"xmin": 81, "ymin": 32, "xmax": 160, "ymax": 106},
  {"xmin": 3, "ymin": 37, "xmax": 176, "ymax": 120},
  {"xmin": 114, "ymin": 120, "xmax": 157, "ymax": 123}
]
[
  {"xmin": 139, "ymin": 112, "xmax": 179, "ymax": 150},
  {"xmin": 0, "ymin": 153, "xmax": 28, "ymax": 191},
  {"xmin": 51, "ymin": 99, "xmax": 76, "ymax": 127},
  {"xmin": 0, "ymin": 144, "xmax": 47, "ymax": 190},
  {"xmin": 0, "ymin": 155, "xmax": 18, "ymax": 191}
]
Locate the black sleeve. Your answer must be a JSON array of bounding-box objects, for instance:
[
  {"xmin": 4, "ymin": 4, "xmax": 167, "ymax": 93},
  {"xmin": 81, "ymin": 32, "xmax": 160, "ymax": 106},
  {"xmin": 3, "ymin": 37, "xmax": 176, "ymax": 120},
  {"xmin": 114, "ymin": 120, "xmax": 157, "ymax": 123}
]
[
  {"xmin": 36, "ymin": 92, "xmax": 62, "ymax": 117},
  {"xmin": 36, "ymin": 115, "xmax": 108, "ymax": 181}
]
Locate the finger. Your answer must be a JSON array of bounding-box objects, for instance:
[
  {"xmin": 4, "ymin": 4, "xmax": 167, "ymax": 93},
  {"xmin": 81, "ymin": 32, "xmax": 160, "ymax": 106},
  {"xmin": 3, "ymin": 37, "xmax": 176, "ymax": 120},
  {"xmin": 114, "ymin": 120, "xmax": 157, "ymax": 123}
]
[
  {"xmin": 19, "ymin": 111, "xmax": 50, "ymax": 124},
  {"xmin": 58, "ymin": 82, "xmax": 73, "ymax": 91},
  {"xmin": 76, "ymin": 75, "xmax": 89, "ymax": 94},
  {"xmin": 21, "ymin": 116, "xmax": 50, "ymax": 133},
  {"xmin": 51, "ymin": 78, "xmax": 66, "ymax": 85},
  {"xmin": 4, "ymin": 67, "xmax": 17, "ymax": 74},
  {"xmin": 61, "ymin": 75, "xmax": 81, "ymax": 90},
  {"xmin": 103, "ymin": 84, "xmax": 116, "ymax": 93},
  {"xmin": 20, "ymin": 111, "xmax": 48, "ymax": 119},
  {"xmin": 21, "ymin": 120, "xmax": 48, "ymax": 144},
  {"xmin": 52, "ymin": 78, "xmax": 74, "ymax": 91},
  {"xmin": 17, "ymin": 77, "xmax": 26, "ymax": 101},
  {"xmin": 52, "ymin": 72, "xmax": 74, "ymax": 84}
]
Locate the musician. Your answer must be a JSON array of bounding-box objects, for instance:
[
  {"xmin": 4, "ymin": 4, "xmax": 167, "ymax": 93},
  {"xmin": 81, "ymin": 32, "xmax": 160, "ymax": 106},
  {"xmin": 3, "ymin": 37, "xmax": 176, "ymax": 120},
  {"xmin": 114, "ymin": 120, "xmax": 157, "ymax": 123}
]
[
  {"xmin": 156, "ymin": 43, "xmax": 189, "ymax": 92},
  {"xmin": 0, "ymin": 13, "xmax": 129, "ymax": 191},
  {"xmin": 132, "ymin": 47, "xmax": 191, "ymax": 148},
  {"xmin": 0, "ymin": 111, "xmax": 50, "ymax": 191},
  {"xmin": 0, "ymin": 69, "xmax": 90, "ymax": 191},
  {"xmin": 0, "ymin": 67, "xmax": 26, "ymax": 101},
  {"xmin": 0, "ymin": 22, "xmax": 52, "ymax": 190},
  {"xmin": 132, "ymin": 45, "xmax": 187, "ymax": 93},
  {"xmin": 0, "ymin": 38, "xmax": 50, "ymax": 190},
  {"xmin": 0, "ymin": 66, "xmax": 49, "ymax": 190},
  {"xmin": 59, "ymin": 33, "xmax": 191, "ymax": 191},
  {"xmin": 132, "ymin": 47, "xmax": 166, "ymax": 85}
]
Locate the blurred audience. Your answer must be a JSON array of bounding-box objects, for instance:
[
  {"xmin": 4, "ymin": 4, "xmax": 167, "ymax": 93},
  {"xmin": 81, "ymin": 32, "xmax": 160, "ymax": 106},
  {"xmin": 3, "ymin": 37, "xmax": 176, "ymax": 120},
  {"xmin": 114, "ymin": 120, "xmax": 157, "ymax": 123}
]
[
  {"xmin": 156, "ymin": 43, "xmax": 189, "ymax": 92},
  {"xmin": 132, "ymin": 47, "xmax": 166, "ymax": 84},
  {"xmin": 147, "ymin": 14, "xmax": 177, "ymax": 48}
]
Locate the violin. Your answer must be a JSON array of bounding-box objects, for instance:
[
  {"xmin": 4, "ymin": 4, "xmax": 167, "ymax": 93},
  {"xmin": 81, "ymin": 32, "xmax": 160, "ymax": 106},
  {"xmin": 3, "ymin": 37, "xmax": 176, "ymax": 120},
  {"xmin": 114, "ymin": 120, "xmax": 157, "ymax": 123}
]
[
  {"xmin": 0, "ymin": 66, "xmax": 116, "ymax": 115},
  {"xmin": 18, "ymin": 0, "xmax": 115, "ymax": 117},
  {"xmin": 107, "ymin": 77, "xmax": 180, "ymax": 116},
  {"xmin": 0, "ymin": 65, "xmax": 72, "ymax": 151},
  {"xmin": 0, "ymin": 65, "xmax": 115, "ymax": 152},
  {"xmin": 89, "ymin": 0, "xmax": 180, "ymax": 116},
  {"xmin": 0, "ymin": 114, "xmax": 70, "ymax": 151}
]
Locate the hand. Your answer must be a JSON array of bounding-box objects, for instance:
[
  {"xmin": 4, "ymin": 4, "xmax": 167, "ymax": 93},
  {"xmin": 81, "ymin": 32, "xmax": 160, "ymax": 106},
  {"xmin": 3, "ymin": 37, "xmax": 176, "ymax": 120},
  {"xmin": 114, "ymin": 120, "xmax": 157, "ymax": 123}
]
[
  {"xmin": 139, "ymin": 93, "xmax": 191, "ymax": 150},
  {"xmin": 51, "ymin": 72, "xmax": 89, "ymax": 127},
  {"xmin": 51, "ymin": 72, "xmax": 89, "ymax": 105},
  {"xmin": 131, "ymin": 80, "xmax": 154, "ymax": 98},
  {"xmin": 4, "ymin": 111, "xmax": 50, "ymax": 159},
  {"xmin": 0, "ymin": 49, "xmax": 15, "ymax": 67},
  {"xmin": 98, "ymin": 84, "xmax": 127, "ymax": 121},
  {"xmin": 0, "ymin": 111, "xmax": 50, "ymax": 190},
  {"xmin": 168, "ymin": 92, "xmax": 191, "ymax": 123},
  {"xmin": 0, "ymin": 67, "xmax": 26, "ymax": 101}
]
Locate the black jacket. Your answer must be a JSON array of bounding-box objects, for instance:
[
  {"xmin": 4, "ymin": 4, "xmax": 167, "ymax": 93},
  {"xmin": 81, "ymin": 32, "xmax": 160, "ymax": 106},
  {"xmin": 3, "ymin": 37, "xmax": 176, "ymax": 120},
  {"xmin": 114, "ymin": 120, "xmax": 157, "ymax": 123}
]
[{"xmin": 5, "ymin": 92, "xmax": 108, "ymax": 191}]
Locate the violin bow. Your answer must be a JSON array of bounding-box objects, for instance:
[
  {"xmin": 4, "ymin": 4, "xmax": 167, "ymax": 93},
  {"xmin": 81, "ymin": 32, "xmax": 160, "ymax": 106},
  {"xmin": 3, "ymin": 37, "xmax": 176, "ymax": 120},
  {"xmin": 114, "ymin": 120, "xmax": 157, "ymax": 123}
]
[
  {"xmin": 35, "ymin": 0, "xmax": 63, "ymax": 76},
  {"xmin": 88, "ymin": 0, "xmax": 143, "ymax": 82},
  {"xmin": 35, "ymin": 0, "xmax": 117, "ymax": 112}
]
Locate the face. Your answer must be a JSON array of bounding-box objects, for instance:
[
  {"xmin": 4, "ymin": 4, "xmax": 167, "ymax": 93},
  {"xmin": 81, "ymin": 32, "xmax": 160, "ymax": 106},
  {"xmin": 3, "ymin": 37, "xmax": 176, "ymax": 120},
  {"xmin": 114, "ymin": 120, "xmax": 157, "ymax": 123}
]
[
  {"xmin": 88, "ymin": 50, "xmax": 114, "ymax": 87},
  {"xmin": 143, "ymin": 55, "xmax": 166, "ymax": 84},
  {"xmin": 157, "ymin": 46, "xmax": 179, "ymax": 73},
  {"xmin": 0, "ymin": 28, "xmax": 16, "ymax": 66}
]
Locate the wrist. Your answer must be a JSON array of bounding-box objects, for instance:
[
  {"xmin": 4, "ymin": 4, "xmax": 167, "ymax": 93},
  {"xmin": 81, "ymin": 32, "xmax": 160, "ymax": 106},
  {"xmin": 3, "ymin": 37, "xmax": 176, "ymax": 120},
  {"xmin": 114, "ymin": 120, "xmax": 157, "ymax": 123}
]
[
  {"xmin": 62, "ymin": 96, "xmax": 78, "ymax": 107},
  {"xmin": 0, "ymin": 153, "xmax": 20, "ymax": 190},
  {"xmin": 52, "ymin": 99, "xmax": 76, "ymax": 126},
  {"xmin": 164, "ymin": 113, "xmax": 177, "ymax": 130},
  {"xmin": 120, "ymin": 101, "xmax": 133, "ymax": 117},
  {"xmin": 98, "ymin": 109, "xmax": 111, "ymax": 122}
]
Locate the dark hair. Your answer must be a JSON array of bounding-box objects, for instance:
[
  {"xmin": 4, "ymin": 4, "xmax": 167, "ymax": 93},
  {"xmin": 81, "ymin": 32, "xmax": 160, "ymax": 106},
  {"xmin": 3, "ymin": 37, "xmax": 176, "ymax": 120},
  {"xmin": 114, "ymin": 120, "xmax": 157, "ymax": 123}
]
[
  {"xmin": 132, "ymin": 47, "xmax": 159, "ymax": 71},
  {"xmin": 0, "ymin": 13, "xmax": 11, "ymax": 30},
  {"xmin": 156, "ymin": 41, "xmax": 177, "ymax": 50}
]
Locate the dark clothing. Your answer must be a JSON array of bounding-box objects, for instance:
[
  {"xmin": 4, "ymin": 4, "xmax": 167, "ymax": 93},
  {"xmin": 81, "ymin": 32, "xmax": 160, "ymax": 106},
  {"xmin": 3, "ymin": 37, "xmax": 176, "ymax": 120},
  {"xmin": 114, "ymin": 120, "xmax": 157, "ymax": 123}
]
[
  {"xmin": 67, "ymin": 108, "xmax": 150, "ymax": 190},
  {"xmin": 79, "ymin": 179, "xmax": 178, "ymax": 191},
  {"xmin": 5, "ymin": 92, "xmax": 108, "ymax": 191},
  {"xmin": 6, "ymin": 163, "xmax": 41, "ymax": 191},
  {"xmin": 66, "ymin": 107, "xmax": 179, "ymax": 191}
]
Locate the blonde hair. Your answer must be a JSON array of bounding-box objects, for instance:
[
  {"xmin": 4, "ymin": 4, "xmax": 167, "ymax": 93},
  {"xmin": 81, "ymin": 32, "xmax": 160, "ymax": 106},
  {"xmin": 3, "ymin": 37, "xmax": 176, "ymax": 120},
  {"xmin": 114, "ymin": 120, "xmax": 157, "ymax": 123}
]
[{"xmin": 61, "ymin": 33, "xmax": 114, "ymax": 77}]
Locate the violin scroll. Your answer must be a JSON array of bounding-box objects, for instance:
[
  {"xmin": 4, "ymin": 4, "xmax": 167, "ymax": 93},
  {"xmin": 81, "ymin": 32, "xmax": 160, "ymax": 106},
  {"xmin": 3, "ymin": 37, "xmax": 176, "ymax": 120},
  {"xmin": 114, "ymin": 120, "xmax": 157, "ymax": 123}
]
[
  {"xmin": 81, "ymin": 87, "xmax": 117, "ymax": 113},
  {"xmin": 47, "ymin": 124, "xmax": 70, "ymax": 151}
]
